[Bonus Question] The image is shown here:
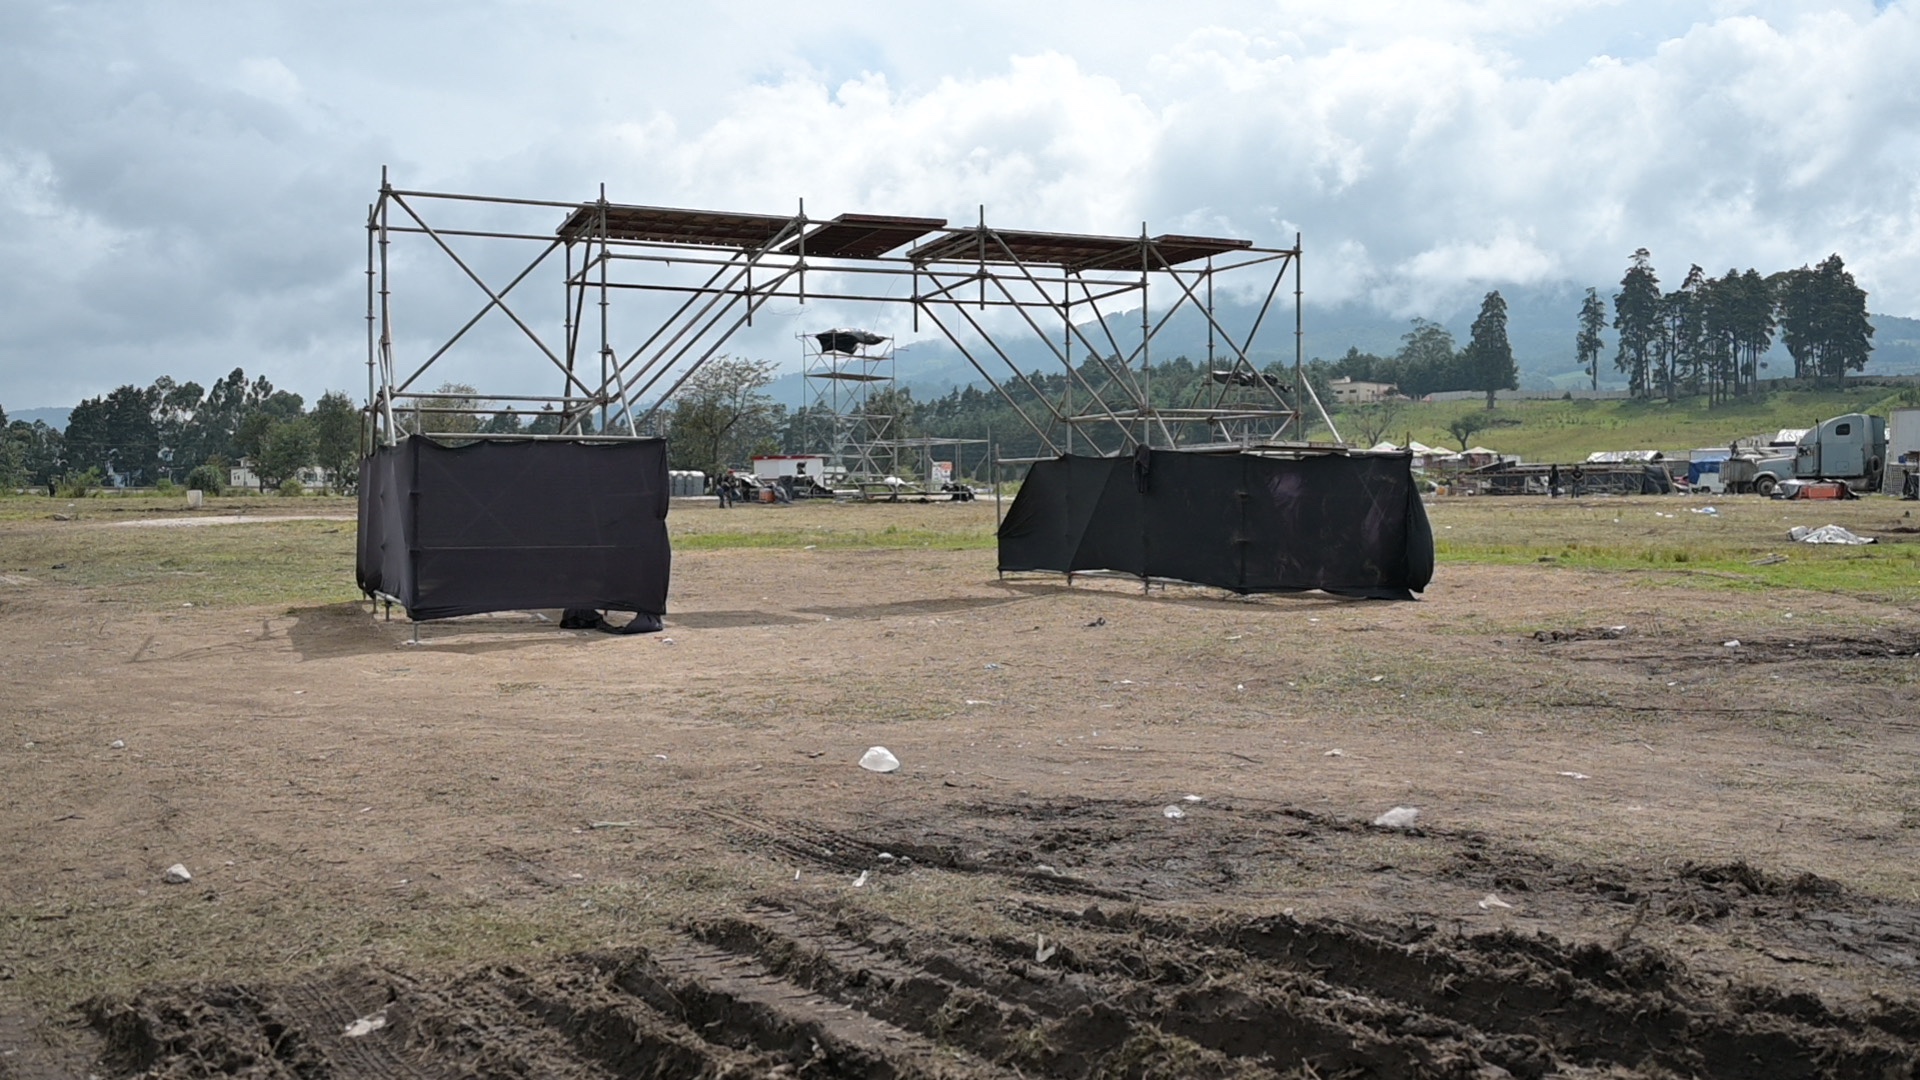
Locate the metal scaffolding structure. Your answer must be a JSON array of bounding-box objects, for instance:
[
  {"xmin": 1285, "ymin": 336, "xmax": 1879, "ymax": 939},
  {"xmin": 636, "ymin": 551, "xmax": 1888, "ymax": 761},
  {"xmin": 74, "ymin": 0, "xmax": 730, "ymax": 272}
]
[
  {"xmin": 365, "ymin": 171, "xmax": 1336, "ymax": 451},
  {"xmin": 800, "ymin": 328, "xmax": 900, "ymax": 480}
]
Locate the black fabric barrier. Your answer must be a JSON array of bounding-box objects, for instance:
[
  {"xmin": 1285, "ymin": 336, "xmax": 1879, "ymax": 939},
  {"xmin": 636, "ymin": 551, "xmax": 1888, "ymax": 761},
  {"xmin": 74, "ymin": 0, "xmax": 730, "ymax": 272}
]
[
  {"xmin": 998, "ymin": 450, "xmax": 1434, "ymax": 600},
  {"xmin": 356, "ymin": 438, "xmax": 671, "ymax": 621}
]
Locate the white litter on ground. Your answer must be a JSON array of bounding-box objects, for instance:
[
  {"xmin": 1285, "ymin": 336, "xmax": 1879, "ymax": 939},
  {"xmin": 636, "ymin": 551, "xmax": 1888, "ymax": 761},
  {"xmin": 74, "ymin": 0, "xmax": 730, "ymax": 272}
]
[
  {"xmin": 859, "ymin": 747, "xmax": 901, "ymax": 773},
  {"xmin": 1373, "ymin": 806, "xmax": 1420, "ymax": 829},
  {"xmin": 1789, "ymin": 524, "xmax": 1875, "ymax": 545},
  {"xmin": 343, "ymin": 1012, "xmax": 388, "ymax": 1037}
]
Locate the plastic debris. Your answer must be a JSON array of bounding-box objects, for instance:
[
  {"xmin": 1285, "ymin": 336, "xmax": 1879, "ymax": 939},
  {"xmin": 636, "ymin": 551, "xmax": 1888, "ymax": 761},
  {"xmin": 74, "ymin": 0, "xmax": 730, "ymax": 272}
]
[
  {"xmin": 1373, "ymin": 807, "xmax": 1420, "ymax": 829},
  {"xmin": 1723, "ymin": 640, "xmax": 1741, "ymax": 648},
  {"xmin": 1162, "ymin": 805, "xmax": 1186, "ymax": 819},
  {"xmin": 859, "ymin": 746, "xmax": 901, "ymax": 773},
  {"xmin": 1085, "ymin": 616, "xmax": 1106, "ymax": 628},
  {"xmin": 1789, "ymin": 524, "xmax": 1875, "ymax": 545},
  {"xmin": 162, "ymin": 864, "xmax": 192, "ymax": 884},
  {"xmin": 343, "ymin": 1012, "xmax": 387, "ymax": 1038},
  {"xmin": 109, "ymin": 739, "xmax": 125, "ymax": 750},
  {"xmin": 1035, "ymin": 934, "xmax": 1057, "ymax": 963},
  {"xmin": 1182, "ymin": 794, "xmax": 1204, "ymax": 803},
  {"xmin": 1556, "ymin": 771, "xmax": 1590, "ymax": 780},
  {"xmin": 1478, "ymin": 893, "xmax": 1513, "ymax": 910},
  {"xmin": 852, "ymin": 870, "xmax": 870, "ymax": 887},
  {"xmin": 1689, "ymin": 506, "xmax": 1719, "ymax": 515},
  {"xmin": 984, "ymin": 662, "xmax": 1002, "ymax": 670},
  {"xmin": 1324, "ymin": 748, "xmax": 1345, "ymax": 757}
]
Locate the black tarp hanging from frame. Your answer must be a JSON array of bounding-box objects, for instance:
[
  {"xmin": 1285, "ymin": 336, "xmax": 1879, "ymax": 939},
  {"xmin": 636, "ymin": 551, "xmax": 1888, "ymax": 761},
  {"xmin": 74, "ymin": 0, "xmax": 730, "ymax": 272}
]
[
  {"xmin": 997, "ymin": 450, "xmax": 1433, "ymax": 600},
  {"xmin": 357, "ymin": 438, "xmax": 671, "ymax": 621}
]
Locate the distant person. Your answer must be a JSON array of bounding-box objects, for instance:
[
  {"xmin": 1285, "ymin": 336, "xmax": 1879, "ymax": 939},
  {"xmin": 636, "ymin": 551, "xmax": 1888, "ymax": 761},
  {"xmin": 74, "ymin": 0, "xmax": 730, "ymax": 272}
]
[
  {"xmin": 1548, "ymin": 463, "xmax": 1561, "ymax": 498},
  {"xmin": 716, "ymin": 474, "xmax": 732, "ymax": 508}
]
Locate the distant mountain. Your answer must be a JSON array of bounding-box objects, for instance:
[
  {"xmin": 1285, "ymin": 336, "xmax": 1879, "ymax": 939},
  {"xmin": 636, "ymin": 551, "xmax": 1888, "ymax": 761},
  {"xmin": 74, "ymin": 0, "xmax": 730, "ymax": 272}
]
[
  {"xmin": 767, "ymin": 287, "xmax": 1920, "ymax": 405},
  {"xmin": 4, "ymin": 406, "xmax": 70, "ymax": 430}
]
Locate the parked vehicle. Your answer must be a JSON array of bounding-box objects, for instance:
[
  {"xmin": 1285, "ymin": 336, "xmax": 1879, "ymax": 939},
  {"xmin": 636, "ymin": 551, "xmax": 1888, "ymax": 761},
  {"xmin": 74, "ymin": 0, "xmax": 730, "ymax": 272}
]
[
  {"xmin": 1882, "ymin": 407, "xmax": 1920, "ymax": 499},
  {"xmin": 1721, "ymin": 413, "xmax": 1887, "ymax": 496}
]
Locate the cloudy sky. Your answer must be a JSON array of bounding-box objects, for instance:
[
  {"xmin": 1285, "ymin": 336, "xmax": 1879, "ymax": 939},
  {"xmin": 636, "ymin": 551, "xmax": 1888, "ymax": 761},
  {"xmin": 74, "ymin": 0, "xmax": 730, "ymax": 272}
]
[{"xmin": 1, "ymin": 0, "xmax": 1915, "ymax": 410}]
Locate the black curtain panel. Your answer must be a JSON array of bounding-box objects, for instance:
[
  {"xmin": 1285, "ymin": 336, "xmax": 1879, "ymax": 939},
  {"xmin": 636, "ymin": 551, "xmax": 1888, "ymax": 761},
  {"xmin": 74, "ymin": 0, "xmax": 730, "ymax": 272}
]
[
  {"xmin": 998, "ymin": 450, "xmax": 1433, "ymax": 600},
  {"xmin": 357, "ymin": 438, "xmax": 671, "ymax": 621}
]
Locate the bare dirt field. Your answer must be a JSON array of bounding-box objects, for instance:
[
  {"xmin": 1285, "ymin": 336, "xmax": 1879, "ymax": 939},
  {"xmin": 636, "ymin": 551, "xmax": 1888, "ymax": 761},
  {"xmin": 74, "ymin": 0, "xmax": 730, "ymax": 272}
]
[{"xmin": 4, "ymin": 494, "xmax": 1920, "ymax": 1078}]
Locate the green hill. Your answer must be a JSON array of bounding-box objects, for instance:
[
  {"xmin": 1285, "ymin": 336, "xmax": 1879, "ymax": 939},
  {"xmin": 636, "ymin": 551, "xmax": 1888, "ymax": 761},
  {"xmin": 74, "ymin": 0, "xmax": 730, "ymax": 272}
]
[{"xmin": 1340, "ymin": 386, "xmax": 1920, "ymax": 462}]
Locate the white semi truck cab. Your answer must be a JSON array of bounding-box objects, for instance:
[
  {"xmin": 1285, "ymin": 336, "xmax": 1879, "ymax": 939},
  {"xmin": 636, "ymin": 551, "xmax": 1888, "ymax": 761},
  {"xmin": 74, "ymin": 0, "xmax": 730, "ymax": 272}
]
[{"xmin": 1722, "ymin": 412, "xmax": 1888, "ymax": 495}]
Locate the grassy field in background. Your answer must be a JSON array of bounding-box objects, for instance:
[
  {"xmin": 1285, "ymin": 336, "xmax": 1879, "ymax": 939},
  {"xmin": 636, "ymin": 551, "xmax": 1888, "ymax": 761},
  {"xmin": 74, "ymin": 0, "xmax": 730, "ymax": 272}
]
[
  {"xmin": 1350, "ymin": 386, "xmax": 1920, "ymax": 461},
  {"xmin": 4, "ymin": 487, "xmax": 1916, "ymax": 610},
  {"xmin": 1426, "ymin": 495, "xmax": 1920, "ymax": 605}
]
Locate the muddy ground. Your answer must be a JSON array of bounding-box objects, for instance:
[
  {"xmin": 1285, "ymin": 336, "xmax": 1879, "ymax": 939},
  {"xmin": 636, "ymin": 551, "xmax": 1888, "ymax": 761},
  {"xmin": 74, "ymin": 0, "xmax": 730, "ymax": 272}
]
[{"xmin": 4, "ymin": 498, "xmax": 1920, "ymax": 1077}]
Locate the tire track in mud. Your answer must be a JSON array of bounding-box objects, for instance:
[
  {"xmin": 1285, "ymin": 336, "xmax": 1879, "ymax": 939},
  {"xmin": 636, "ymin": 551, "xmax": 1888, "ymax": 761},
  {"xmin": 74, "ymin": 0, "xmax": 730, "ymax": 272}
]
[
  {"xmin": 83, "ymin": 895, "xmax": 1920, "ymax": 1079},
  {"xmin": 75, "ymin": 798, "xmax": 1920, "ymax": 1078}
]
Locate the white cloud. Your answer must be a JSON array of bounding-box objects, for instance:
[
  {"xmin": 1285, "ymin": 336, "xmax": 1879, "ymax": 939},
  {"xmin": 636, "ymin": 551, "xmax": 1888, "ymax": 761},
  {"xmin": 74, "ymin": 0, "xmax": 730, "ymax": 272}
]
[{"xmin": 0, "ymin": 1, "xmax": 1915, "ymax": 408}]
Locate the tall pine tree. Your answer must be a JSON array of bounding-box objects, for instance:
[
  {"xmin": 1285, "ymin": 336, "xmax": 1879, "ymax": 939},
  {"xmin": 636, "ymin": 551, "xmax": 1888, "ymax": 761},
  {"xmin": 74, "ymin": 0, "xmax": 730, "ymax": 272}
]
[
  {"xmin": 1576, "ymin": 288, "xmax": 1606, "ymax": 392},
  {"xmin": 1464, "ymin": 290, "xmax": 1516, "ymax": 409},
  {"xmin": 1613, "ymin": 249, "xmax": 1661, "ymax": 399}
]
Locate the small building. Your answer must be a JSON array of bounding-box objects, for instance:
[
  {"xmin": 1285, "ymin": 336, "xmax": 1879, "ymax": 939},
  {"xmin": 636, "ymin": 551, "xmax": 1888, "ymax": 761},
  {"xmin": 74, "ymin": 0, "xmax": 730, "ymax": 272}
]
[
  {"xmin": 1329, "ymin": 376, "xmax": 1397, "ymax": 404},
  {"xmin": 229, "ymin": 463, "xmax": 332, "ymax": 492}
]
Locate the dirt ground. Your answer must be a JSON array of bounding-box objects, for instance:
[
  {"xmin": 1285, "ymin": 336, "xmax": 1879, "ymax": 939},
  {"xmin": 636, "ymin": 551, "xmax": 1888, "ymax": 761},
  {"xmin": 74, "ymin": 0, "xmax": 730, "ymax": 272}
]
[{"xmin": 5, "ymin": 498, "xmax": 1920, "ymax": 1078}]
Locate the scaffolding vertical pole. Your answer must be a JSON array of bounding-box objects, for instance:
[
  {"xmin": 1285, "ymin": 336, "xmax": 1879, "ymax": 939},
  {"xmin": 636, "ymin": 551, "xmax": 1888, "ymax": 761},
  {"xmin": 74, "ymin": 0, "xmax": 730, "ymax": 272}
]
[
  {"xmin": 1139, "ymin": 224, "xmax": 1152, "ymax": 448},
  {"xmin": 977, "ymin": 205, "xmax": 987, "ymax": 312},
  {"xmin": 563, "ymin": 237, "xmax": 575, "ymax": 409},
  {"xmin": 1294, "ymin": 232, "xmax": 1305, "ymax": 442},
  {"xmin": 990, "ymin": 420, "xmax": 1001, "ymax": 530},
  {"xmin": 376, "ymin": 170, "xmax": 397, "ymax": 445},
  {"xmin": 598, "ymin": 185, "xmax": 611, "ymax": 435},
  {"xmin": 365, "ymin": 202, "xmax": 377, "ymax": 453},
  {"xmin": 1063, "ymin": 275, "xmax": 1072, "ymax": 456}
]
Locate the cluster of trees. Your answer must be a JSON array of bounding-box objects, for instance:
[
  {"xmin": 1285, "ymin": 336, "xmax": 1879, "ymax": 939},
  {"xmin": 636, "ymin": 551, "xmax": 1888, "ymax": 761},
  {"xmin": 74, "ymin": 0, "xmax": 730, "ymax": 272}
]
[
  {"xmin": 1, "ymin": 369, "xmax": 361, "ymax": 493},
  {"xmin": 1321, "ymin": 290, "xmax": 1520, "ymax": 408},
  {"xmin": 1598, "ymin": 249, "xmax": 1872, "ymax": 399}
]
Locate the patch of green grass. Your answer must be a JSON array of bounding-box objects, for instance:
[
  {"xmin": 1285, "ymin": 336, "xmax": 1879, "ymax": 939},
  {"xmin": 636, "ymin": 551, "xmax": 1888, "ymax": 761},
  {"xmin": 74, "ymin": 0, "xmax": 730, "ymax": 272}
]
[
  {"xmin": 2, "ymin": 519, "xmax": 361, "ymax": 608},
  {"xmin": 1427, "ymin": 494, "xmax": 1920, "ymax": 602},
  {"xmin": 668, "ymin": 502, "xmax": 1000, "ymax": 551},
  {"xmin": 1440, "ymin": 537, "xmax": 1920, "ymax": 600}
]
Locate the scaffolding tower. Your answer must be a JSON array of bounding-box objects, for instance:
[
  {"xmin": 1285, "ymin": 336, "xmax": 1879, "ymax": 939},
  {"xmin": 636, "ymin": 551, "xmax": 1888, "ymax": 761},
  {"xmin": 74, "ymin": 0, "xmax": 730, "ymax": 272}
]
[{"xmin": 801, "ymin": 328, "xmax": 898, "ymax": 481}]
